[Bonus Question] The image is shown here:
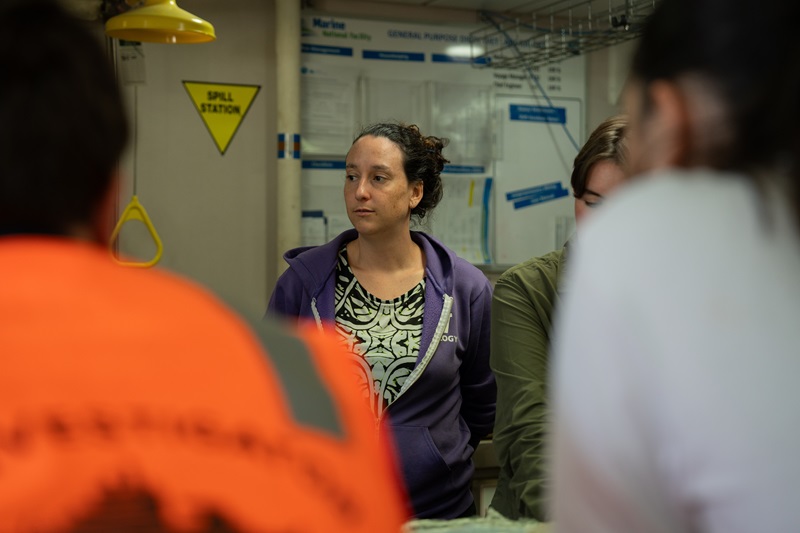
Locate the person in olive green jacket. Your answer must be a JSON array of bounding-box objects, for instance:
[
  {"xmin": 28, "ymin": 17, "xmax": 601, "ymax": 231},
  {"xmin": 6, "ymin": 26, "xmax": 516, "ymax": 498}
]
[{"xmin": 490, "ymin": 115, "xmax": 628, "ymax": 520}]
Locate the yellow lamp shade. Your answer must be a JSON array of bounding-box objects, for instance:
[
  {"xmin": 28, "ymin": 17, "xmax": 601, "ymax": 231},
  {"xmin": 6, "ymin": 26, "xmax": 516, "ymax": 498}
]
[{"xmin": 105, "ymin": 0, "xmax": 216, "ymax": 44}]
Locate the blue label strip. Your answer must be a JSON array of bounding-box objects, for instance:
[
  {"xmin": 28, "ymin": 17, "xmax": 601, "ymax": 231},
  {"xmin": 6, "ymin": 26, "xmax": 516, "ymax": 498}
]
[
  {"xmin": 507, "ymin": 181, "xmax": 570, "ymax": 209},
  {"xmin": 302, "ymin": 160, "xmax": 346, "ymax": 170},
  {"xmin": 431, "ymin": 54, "xmax": 490, "ymax": 65},
  {"xmin": 302, "ymin": 43, "xmax": 353, "ymax": 56},
  {"xmin": 510, "ymin": 104, "xmax": 567, "ymax": 124},
  {"xmin": 302, "ymin": 210, "xmax": 325, "ymax": 218},
  {"xmin": 277, "ymin": 133, "xmax": 285, "ymax": 159},
  {"xmin": 506, "ymin": 181, "xmax": 566, "ymax": 202},
  {"xmin": 293, "ymin": 133, "xmax": 301, "ymax": 159},
  {"xmin": 443, "ymin": 164, "xmax": 487, "ymax": 174},
  {"xmin": 481, "ymin": 178, "xmax": 493, "ymax": 263},
  {"xmin": 363, "ymin": 50, "xmax": 425, "ymax": 62},
  {"xmin": 512, "ymin": 187, "xmax": 570, "ymax": 209}
]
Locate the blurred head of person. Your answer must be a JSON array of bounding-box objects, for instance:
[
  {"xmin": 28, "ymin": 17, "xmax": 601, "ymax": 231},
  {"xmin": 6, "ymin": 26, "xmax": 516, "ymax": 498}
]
[
  {"xmin": 344, "ymin": 122, "xmax": 448, "ymax": 238},
  {"xmin": 0, "ymin": 0, "xmax": 128, "ymax": 242},
  {"xmin": 624, "ymin": 0, "xmax": 800, "ymax": 219},
  {"xmin": 571, "ymin": 115, "xmax": 628, "ymax": 225},
  {"xmin": 65, "ymin": 487, "xmax": 240, "ymax": 533}
]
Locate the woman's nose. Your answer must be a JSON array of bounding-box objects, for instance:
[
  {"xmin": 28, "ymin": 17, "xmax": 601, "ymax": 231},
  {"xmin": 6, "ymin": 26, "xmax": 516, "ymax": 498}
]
[{"xmin": 354, "ymin": 177, "xmax": 369, "ymax": 199}]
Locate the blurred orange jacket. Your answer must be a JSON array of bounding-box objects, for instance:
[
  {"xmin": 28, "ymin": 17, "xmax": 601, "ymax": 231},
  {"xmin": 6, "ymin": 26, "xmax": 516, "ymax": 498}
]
[{"xmin": 0, "ymin": 236, "xmax": 409, "ymax": 533}]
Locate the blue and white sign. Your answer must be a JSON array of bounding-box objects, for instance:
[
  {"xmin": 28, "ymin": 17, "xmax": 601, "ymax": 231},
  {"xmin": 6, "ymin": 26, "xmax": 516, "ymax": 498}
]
[
  {"xmin": 431, "ymin": 53, "xmax": 490, "ymax": 65},
  {"xmin": 302, "ymin": 43, "xmax": 353, "ymax": 56},
  {"xmin": 443, "ymin": 164, "xmax": 487, "ymax": 174},
  {"xmin": 302, "ymin": 159, "xmax": 346, "ymax": 170},
  {"xmin": 506, "ymin": 181, "xmax": 570, "ymax": 209},
  {"xmin": 363, "ymin": 50, "xmax": 425, "ymax": 62},
  {"xmin": 509, "ymin": 104, "xmax": 567, "ymax": 124}
]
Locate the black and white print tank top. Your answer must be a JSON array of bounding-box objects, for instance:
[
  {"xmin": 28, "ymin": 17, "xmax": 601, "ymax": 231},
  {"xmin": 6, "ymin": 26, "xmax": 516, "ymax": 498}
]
[{"xmin": 334, "ymin": 246, "xmax": 424, "ymax": 418}]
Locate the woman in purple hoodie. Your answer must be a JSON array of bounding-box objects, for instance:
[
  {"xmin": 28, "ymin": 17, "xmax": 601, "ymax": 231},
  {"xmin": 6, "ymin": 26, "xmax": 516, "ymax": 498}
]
[{"xmin": 268, "ymin": 121, "xmax": 496, "ymax": 519}]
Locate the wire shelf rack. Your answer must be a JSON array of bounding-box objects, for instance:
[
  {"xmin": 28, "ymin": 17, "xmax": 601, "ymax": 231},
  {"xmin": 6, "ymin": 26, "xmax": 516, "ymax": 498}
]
[{"xmin": 470, "ymin": 0, "xmax": 659, "ymax": 70}]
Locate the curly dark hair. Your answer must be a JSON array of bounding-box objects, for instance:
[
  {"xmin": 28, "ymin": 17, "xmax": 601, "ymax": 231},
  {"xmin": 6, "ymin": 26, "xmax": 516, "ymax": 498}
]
[{"xmin": 353, "ymin": 122, "xmax": 449, "ymax": 219}]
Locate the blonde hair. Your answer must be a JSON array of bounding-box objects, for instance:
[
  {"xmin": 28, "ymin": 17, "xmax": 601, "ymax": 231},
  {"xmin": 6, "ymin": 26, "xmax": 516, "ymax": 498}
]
[{"xmin": 571, "ymin": 115, "xmax": 627, "ymax": 198}]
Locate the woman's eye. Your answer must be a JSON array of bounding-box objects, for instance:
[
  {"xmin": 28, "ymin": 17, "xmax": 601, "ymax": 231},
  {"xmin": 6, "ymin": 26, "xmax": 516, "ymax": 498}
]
[
  {"xmin": 585, "ymin": 199, "xmax": 601, "ymax": 208},
  {"xmin": 345, "ymin": 174, "xmax": 356, "ymax": 181},
  {"xmin": 373, "ymin": 175, "xmax": 385, "ymax": 182}
]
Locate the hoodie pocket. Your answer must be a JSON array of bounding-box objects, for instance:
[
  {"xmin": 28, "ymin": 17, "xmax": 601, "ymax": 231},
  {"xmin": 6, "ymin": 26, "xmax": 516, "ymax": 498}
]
[{"xmin": 391, "ymin": 425, "xmax": 451, "ymax": 504}]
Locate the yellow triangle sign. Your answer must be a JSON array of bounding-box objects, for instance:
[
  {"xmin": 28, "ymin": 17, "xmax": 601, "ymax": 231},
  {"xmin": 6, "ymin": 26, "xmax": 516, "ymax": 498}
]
[{"xmin": 183, "ymin": 81, "xmax": 260, "ymax": 155}]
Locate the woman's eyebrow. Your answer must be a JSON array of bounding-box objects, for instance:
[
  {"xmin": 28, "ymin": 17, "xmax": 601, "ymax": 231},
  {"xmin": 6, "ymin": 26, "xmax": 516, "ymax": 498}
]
[
  {"xmin": 583, "ymin": 188, "xmax": 604, "ymax": 198},
  {"xmin": 345, "ymin": 162, "xmax": 392, "ymax": 172}
]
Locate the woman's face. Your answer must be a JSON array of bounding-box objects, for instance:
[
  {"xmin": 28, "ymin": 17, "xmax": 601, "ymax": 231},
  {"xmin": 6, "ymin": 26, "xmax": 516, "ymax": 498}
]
[
  {"xmin": 344, "ymin": 135, "xmax": 423, "ymax": 238},
  {"xmin": 574, "ymin": 159, "xmax": 626, "ymax": 225}
]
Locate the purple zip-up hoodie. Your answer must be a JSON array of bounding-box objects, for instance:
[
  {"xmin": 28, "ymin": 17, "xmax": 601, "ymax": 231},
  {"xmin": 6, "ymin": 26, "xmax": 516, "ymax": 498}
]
[{"xmin": 267, "ymin": 229, "xmax": 496, "ymax": 518}]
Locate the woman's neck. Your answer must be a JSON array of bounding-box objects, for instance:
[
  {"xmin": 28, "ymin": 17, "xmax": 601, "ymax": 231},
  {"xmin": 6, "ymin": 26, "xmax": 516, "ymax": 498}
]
[
  {"xmin": 347, "ymin": 231, "xmax": 421, "ymax": 272},
  {"xmin": 346, "ymin": 231, "xmax": 426, "ymax": 300}
]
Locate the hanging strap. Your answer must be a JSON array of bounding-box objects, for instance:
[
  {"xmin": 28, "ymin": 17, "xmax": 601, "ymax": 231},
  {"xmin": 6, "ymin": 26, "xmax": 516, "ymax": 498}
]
[{"xmin": 109, "ymin": 195, "xmax": 163, "ymax": 268}]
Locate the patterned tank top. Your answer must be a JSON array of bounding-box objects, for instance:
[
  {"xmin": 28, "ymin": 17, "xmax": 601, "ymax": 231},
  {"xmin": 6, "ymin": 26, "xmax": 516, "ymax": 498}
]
[{"xmin": 334, "ymin": 246, "xmax": 425, "ymax": 418}]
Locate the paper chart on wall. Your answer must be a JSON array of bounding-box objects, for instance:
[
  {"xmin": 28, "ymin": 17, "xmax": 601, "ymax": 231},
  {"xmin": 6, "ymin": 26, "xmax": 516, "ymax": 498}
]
[
  {"xmin": 362, "ymin": 77, "xmax": 428, "ymax": 131},
  {"xmin": 301, "ymin": 64, "xmax": 358, "ymax": 155},
  {"xmin": 302, "ymin": 211, "xmax": 327, "ymax": 246},
  {"xmin": 432, "ymin": 176, "xmax": 492, "ymax": 264},
  {"xmin": 432, "ymin": 82, "xmax": 492, "ymax": 168}
]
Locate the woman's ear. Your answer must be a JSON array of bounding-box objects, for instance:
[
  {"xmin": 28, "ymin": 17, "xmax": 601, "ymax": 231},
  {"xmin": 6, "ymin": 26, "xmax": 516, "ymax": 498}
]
[
  {"xmin": 647, "ymin": 80, "xmax": 692, "ymax": 168},
  {"xmin": 410, "ymin": 181, "xmax": 423, "ymax": 209}
]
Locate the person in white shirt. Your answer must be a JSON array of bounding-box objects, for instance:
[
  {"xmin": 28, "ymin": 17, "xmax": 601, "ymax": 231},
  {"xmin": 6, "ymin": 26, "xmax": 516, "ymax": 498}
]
[{"xmin": 550, "ymin": 0, "xmax": 800, "ymax": 532}]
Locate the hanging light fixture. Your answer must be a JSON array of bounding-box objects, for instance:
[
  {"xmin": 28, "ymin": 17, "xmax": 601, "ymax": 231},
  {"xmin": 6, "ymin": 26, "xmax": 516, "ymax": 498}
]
[{"xmin": 105, "ymin": 0, "xmax": 216, "ymax": 44}]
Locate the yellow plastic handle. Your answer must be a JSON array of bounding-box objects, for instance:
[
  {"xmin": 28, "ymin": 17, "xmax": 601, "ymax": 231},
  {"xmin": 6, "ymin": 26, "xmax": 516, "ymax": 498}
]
[{"xmin": 109, "ymin": 195, "xmax": 163, "ymax": 268}]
